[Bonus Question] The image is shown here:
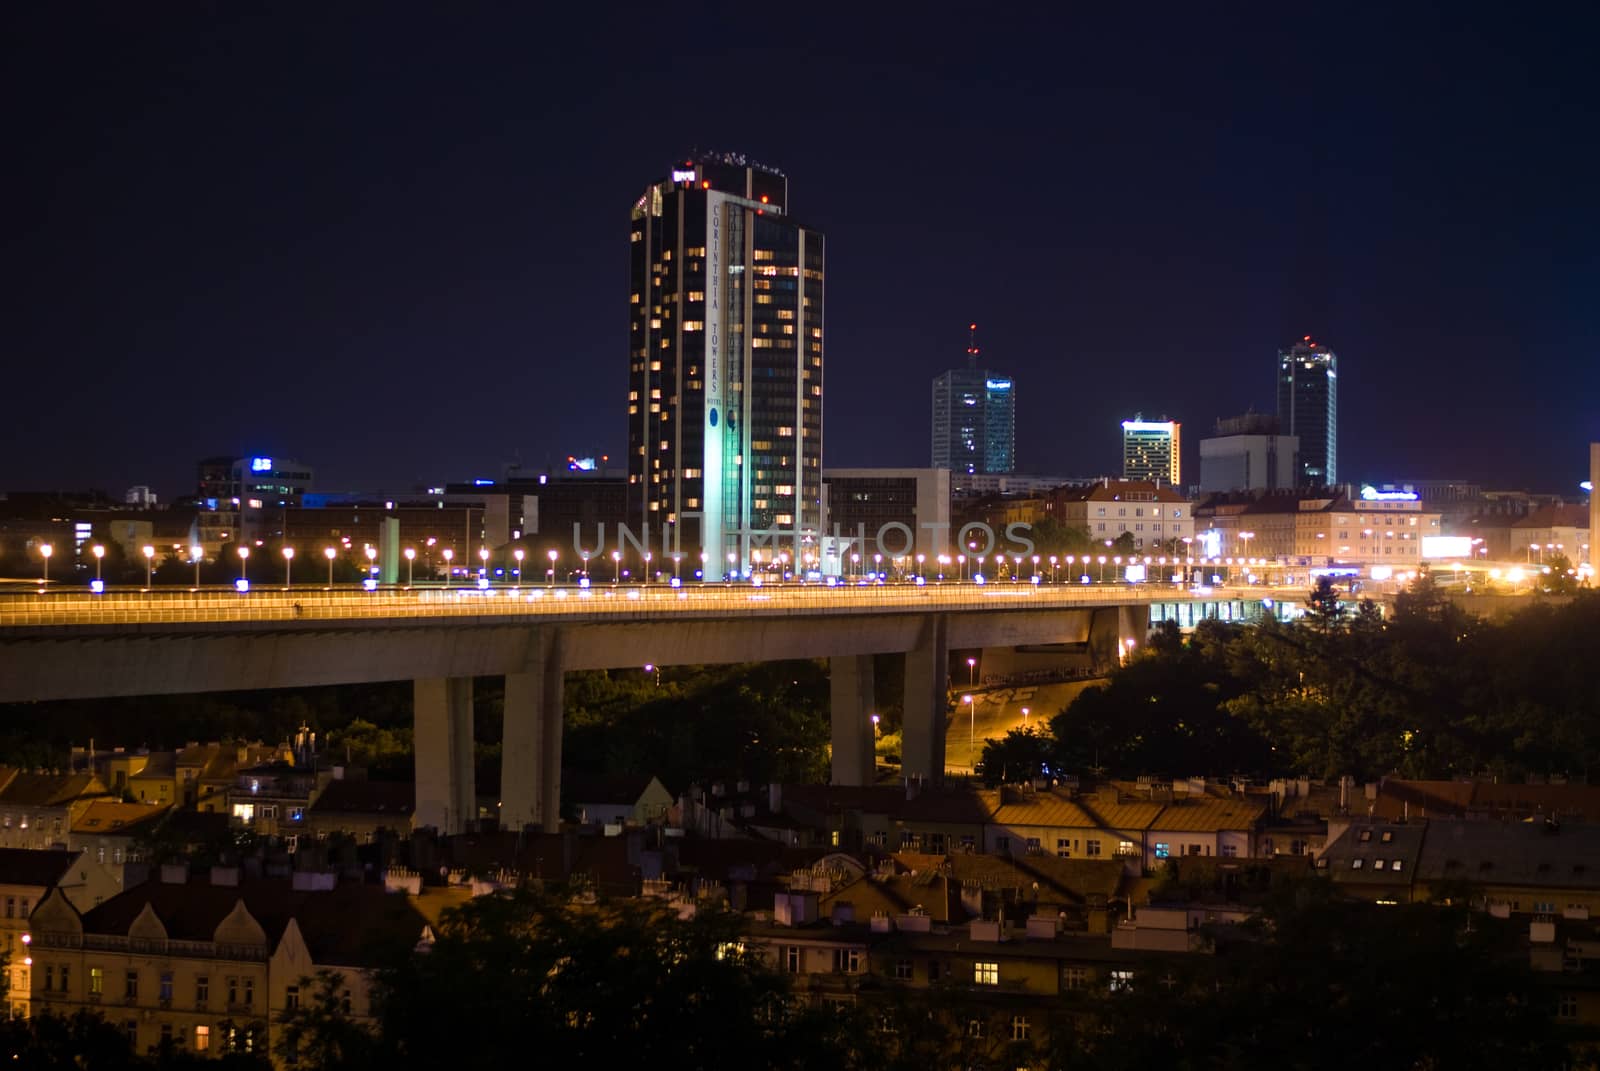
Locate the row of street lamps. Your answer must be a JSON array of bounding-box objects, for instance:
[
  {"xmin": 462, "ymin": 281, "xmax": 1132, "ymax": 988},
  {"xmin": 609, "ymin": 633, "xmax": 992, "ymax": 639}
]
[{"xmin": 28, "ymin": 537, "xmax": 1281, "ymax": 592}]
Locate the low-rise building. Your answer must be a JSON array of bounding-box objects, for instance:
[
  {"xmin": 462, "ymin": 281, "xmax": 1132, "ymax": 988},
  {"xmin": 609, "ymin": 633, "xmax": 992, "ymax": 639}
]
[
  {"xmin": 0, "ymin": 848, "xmax": 122, "ymax": 1019},
  {"xmin": 564, "ymin": 773, "xmax": 674, "ymax": 828},
  {"xmin": 28, "ymin": 869, "xmax": 430, "ymax": 1059},
  {"xmin": 1044, "ymin": 480, "xmax": 1194, "ymax": 554},
  {"xmin": 0, "ymin": 770, "xmax": 112, "ymax": 851},
  {"xmin": 303, "ymin": 777, "xmax": 415, "ymax": 842},
  {"xmin": 1195, "ymin": 488, "xmax": 1441, "ymax": 569}
]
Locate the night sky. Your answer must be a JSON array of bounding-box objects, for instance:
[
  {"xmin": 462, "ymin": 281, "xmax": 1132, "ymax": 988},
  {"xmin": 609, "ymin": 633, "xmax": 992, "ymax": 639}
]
[{"xmin": 6, "ymin": 6, "xmax": 1598, "ymax": 499}]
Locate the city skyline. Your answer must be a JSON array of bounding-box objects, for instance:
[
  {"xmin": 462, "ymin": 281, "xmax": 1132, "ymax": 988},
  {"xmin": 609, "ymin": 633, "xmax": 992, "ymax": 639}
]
[{"xmin": 4, "ymin": 8, "xmax": 1599, "ymax": 497}]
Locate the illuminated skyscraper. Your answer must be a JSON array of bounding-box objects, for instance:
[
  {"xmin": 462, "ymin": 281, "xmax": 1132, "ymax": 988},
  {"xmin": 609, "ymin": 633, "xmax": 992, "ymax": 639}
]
[
  {"xmin": 1277, "ymin": 336, "xmax": 1338, "ymax": 486},
  {"xmin": 931, "ymin": 325, "xmax": 1015, "ymax": 475},
  {"xmin": 627, "ymin": 153, "xmax": 825, "ymax": 572},
  {"xmin": 1121, "ymin": 417, "xmax": 1181, "ymax": 485}
]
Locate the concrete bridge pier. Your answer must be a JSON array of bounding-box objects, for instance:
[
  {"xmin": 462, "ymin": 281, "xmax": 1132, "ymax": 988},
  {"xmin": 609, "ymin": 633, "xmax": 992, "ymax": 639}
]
[
  {"xmin": 1087, "ymin": 604, "xmax": 1152, "ymax": 669},
  {"xmin": 901, "ymin": 615, "xmax": 949, "ymax": 785},
  {"xmin": 414, "ymin": 677, "xmax": 476, "ymax": 834},
  {"xmin": 829, "ymin": 654, "xmax": 876, "ymax": 786},
  {"xmin": 501, "ymin": 630, "xmax": 566, "ymax": 834}
]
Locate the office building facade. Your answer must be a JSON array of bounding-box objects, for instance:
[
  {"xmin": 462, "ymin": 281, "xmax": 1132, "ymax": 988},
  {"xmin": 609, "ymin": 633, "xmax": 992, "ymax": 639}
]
[
  {"xmin": 821, "ymin": 468, "xmax": 951, "ymax": 564},
  {"xmin": 194, "ymin": 456, "xmax": 313, "ymax": 550},
  {"xmin": 1121, "ymin": 418, "xmax": 1180, "ymax": 485},
  {"xmin": 931, "ymin": 327, "xmax": 1015, "ymax": 475},
  {"xmin": 628, "ymin": 153, "xmax": 824, "ymax": 573},
  {"xmin": 1199, "ymin": 413, "xmax": 1299, "ymax": 493},
  {"xmin": 1276, "ymin": 337, "xmax": 1337, "ymax": 486}
]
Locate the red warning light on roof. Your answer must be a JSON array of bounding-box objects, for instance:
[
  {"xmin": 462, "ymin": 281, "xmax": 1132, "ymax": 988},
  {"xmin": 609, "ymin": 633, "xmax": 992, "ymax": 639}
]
[
  {"xmin": 701, "ymin": 181, "xmax": 710, "ymax": 189},
  {"xmin": 1303, "ymin": 335, "xmax": 1312, "ymax": 341},
  {"xmin": 760, "ymin": 194, "xmax": 769, "ymax": 204},
  {"xmin": 969, "ymin": 323, "xmax": 977, "ymax": 331}
]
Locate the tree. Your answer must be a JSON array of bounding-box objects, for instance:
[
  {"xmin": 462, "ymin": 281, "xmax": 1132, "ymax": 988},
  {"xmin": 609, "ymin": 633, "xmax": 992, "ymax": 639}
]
[
  {"xmin": 1042, "ymin": 878, "xmax": 1564, "ymax": 1070},
  {"xmin": 1305, "ymin": 576, "xmax": 1345, "ymax": 631},
  {"xmin": 365, "ymin": 888, "xmax": 871, "ymax": 1069},
  {"xmin": 274, "ymin": 970, "xmax": 377, "ymax": 1069},
  {"xmin": 976, "ymin": 727, "xmax": 1053, "ymax": 786},
  {"xmin": 1540, "ymin": 553, "xmax": 1581, "ymax": 594}
]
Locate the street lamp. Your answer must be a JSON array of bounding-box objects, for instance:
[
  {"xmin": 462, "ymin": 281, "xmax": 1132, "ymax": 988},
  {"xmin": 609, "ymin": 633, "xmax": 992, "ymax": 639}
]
[
  {"xmin": 512, "ymin": 547, "xmax": 524, "ymax": 586},
  {"xmin": 1021, "ymin": 705, "xmax": 1030, "ymax": 728},
  {"xmin": 282, "ymin": 546, "xmax": 295, "ymax": 589},
  {"xmin": 91, "ymin": 545, "xmax": 105, "ymax": 582},
  {"xmin": 643, "ymin": 551, "xmax": 652, "ymax": 585},
  {"xmin": 581, "ymin": 551, "xmax": 590, "ymax": 579},
  {"xmin": 38, "ymin": 543, "xmax": 52, "ymax": 586},
  {"xmin": 547, "ymin": 548, "xmax": 558, "ymax": 587},
  {"xmin": 236, "ymin": 545, "xmax": 249, "ymax": 587},
  {"xmin": 405, "ymin": 547, "xmax": 417, "ymax": 587},
  {"xmin": 324, "ymin": 546, "xmax": 337, "ymax": 588},
  {"xmin": 190, "ymin": 545, "xmax": 203, "ymax": 588},
  {"xmin": 611, "ymin": 549, "xmax": 621, "ymax": 584},
  {"xmin": 442, "ymin": 547, "xmax": 454, "ymax": 587},
  {"xmin": 966, "ymin": 656, "xmax": 977, "ymax": 687},
  {"xmin": 672, "ymin": 553, "xmax": 682, "ymax": 582},
  {"xmin": 142, "ymin": 545, "xmax": 155, "ymax": 589},
  {"xmin": 478, "ymin": 546, "xmax": 490, "ymax": 583},
  {"xmin": 366, "ymin": 546, "xmax": 378, "ymax": 581}
]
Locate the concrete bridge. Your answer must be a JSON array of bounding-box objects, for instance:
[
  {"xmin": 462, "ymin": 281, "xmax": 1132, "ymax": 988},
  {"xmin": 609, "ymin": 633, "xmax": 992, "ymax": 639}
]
[{"xmin": 0, "ymin": 583, "xmax": 1281, "ymax": 835}]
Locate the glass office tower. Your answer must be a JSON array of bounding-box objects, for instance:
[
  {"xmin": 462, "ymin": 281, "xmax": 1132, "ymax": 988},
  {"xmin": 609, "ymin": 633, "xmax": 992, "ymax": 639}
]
[
  {"xmin": 1276, "ymin": 336, "xmax": 1338, "ymax": 486},
  {"xmin": 932, "ymin": 328, "xmax": 1015, "ymax": 475},
  {"xmin": 627, "ymin": 154, "xmax": 824, "ymax": 574}
]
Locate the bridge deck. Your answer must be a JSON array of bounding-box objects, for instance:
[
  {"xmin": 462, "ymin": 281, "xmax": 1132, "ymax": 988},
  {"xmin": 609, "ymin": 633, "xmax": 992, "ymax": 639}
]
[{"xmin": 0, "ymin": 582, "xmax": 1263, "ymax": 632}]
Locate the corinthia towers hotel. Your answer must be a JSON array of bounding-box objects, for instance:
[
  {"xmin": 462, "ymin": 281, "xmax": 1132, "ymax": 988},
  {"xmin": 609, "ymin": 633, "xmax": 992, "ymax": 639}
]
[{"xmin": 626, "ymin": 154, "xmax": 825, "ymax": 574}]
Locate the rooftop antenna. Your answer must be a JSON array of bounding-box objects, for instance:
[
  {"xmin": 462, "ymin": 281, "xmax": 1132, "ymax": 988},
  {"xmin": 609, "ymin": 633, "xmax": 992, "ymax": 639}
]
[{"xmin": 966, "ymin": 323, "xmax": 979, "ymax": 371}]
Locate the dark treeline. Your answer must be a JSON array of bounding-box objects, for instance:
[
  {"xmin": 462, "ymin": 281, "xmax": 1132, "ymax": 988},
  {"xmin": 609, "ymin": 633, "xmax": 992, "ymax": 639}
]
[
  {"xmin": 983, "ymin": 581, "xmax": 1600, "ymax": 786},
  {"xmin": 263, "ymin": 882, "xmax": 1571, "ymax": 1071},
  {"xmin": 0, "ymin": 660, "xmax": 838, "ymax": 796}
]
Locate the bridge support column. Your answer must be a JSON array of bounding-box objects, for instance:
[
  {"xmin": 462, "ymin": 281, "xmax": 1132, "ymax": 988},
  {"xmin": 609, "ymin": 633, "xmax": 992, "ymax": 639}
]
[
  {"xmin": 829, "ymin": 655, "xmax": 875, "ymax": 786},
  {"xmin": 1089, "ymin": 605, "xmax": 1151, "ymax": 669},
  {"xmin": 415, "ymin": 677, "xmax": 475, "ymax": 834},
  {"xmin": 902, "ymin": 615, "xmax": 949, "ymax": 785},
  {"xmin": 501, "ymin": 631, "xmax": 565, "ymax": 833}
]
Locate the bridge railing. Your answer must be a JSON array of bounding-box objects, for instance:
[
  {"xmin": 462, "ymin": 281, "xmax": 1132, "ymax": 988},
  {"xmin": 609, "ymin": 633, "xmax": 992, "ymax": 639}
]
[{"xmin": 0, "ymin": 581, "xmax": 1269, "ymax": 630}]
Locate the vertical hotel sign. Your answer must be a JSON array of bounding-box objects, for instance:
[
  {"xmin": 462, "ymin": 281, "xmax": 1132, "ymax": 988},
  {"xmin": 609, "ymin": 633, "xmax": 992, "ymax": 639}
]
[{"xmin": 702, "ymin": 191, "xmax": 726, "ymax": 561}]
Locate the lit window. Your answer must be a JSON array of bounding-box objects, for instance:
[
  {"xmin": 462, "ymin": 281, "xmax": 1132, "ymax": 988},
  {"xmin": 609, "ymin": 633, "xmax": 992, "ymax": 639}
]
[
  {"xmin": 974, "ymin": 961, "xmax": 999, "ymax": 986},
  {"xmin": 1011, "ymin": 1015, "xmax": 1030, "ymax": 1041}
]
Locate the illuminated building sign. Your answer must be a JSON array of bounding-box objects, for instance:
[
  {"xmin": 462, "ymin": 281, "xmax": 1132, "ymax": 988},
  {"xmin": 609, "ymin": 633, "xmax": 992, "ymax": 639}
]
[
  {"xmin": 1422, "ymin": 536, "xmax": 1474, "ymax": 559},
  {"xmin": 704, "ymin": 191, "xmax": 727, "ymax": 564},
  {"xmin": 671, "ymin": 169, "xmax": 696, "ymax": 184},
  {"xmin": 1121, "ymin": 420, "xmax": 1176, "ymax": 432},
  {"xmin": 986, "ymin": 379, "xmax": 1012, "ymax": 391},
  {"xmin": 250, "ymin": 457, "xmax": 273, "ymax": 472},
  {"xmin": 1360, "ymin": 485, "xmax": 1418, "ymax": 501}
]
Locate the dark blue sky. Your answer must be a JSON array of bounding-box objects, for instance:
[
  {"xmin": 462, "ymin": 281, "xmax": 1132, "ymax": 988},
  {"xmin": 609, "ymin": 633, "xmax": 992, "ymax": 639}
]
[{"xmin": 5, "ymin": 4, "xmax": 1598, "ymax": 498}]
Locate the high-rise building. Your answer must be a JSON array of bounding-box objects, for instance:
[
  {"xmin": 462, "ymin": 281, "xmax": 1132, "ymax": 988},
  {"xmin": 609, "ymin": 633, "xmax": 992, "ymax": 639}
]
[
  {"xmin": 1121, "ymin": 417, "xmax": 1180, "ymax": 485},
  {"xmin": 932, "ymin": 325, "xmax": 1015, "ymax": 476},
  {"xmin": 1198, "ymin": 413, "xmax": 1298, "ymax": 493},
  {"xmin": 627, "ymin": 153, "xmax": 825, "ymax": 573},
  {"xmin": 1277, "ymin": 336, "xmax": 1338, "ymax": 486}
]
